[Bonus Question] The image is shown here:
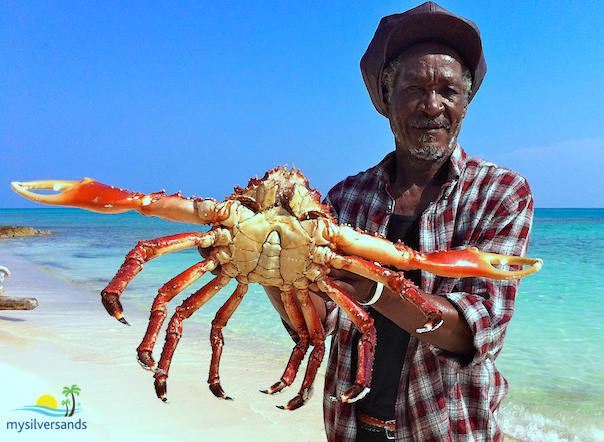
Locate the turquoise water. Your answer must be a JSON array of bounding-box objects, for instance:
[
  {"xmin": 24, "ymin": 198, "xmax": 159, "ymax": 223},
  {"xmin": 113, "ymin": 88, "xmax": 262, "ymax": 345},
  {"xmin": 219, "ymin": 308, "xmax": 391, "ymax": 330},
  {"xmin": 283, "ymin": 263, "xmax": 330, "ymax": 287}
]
[
  {"xmin": 0, "ymin": 209, "xmax": 290, "ymax": 349},
  {"xmin": 1, "ymin": 208, "xmax": 603, "ymax": 441},
  {"xmin": 497, "ymin": 209, "xmax": 604, "ymax": 442}
]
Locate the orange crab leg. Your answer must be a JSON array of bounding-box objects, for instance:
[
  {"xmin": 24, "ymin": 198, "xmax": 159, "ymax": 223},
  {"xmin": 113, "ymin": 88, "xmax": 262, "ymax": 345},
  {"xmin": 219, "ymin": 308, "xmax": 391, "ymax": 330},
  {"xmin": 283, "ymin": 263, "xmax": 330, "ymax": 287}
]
[
  {"xmin": 101, "ymin": 231, "xmax": 219, "ymax": 324},
  {"xmin": 155, "ymin": 273, "xmax": 232, "ymax": 402},
  {"xmin": 327, "ymin": 223, "xmax": 542, "ymax": 280},
  {"xmin": 137, "ymin": 258, "xmax": 219, "ymax": 372},
  {"xmin": 331, "ymin": 254, "xmax": 443, "ymax": 333},
  {"xmin": 277, "ymin": 287, "xmax": 326, "ymax": 410},
  {"xmin": 316, "ymin": 276, "xmax": 376, "ymax": 404},
  {"xmin": 208, "ymin": 282, "xmax": 248, "ymax": 400},
  {"xmin": 11, "ymin": 178, "xmax": 227, "ymax": 225},
  {"xmin": 261, "ymin": 288, "xmax": 311, "ymax": 397}
]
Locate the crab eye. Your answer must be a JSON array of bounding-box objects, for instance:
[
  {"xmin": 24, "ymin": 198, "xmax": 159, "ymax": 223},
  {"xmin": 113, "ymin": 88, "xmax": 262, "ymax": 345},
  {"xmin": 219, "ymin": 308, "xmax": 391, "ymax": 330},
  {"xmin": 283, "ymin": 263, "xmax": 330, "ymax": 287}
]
[{"xmin": 304, "ymin": 210, "xmax": 324, "ymax": 220}]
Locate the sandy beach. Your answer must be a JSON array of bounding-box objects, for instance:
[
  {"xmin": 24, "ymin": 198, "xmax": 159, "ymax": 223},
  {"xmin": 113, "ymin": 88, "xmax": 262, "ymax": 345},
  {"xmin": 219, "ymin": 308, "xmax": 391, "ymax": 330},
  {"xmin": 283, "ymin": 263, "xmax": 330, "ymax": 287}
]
[
  {"xmin": 0, "ymin": 249, "xmax": 529, "ymax": 442},
  {"xmin": 0, "ymin": 250, "xmax": 326, "ymax": 441}
]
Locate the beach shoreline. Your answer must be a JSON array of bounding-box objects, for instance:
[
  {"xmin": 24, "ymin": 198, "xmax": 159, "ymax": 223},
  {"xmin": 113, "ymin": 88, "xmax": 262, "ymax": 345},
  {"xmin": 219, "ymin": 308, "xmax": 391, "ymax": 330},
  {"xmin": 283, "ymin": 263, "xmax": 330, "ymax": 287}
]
[{"xmin": 0, "ymin": 249, "xmax": 531, "ymax": 441}]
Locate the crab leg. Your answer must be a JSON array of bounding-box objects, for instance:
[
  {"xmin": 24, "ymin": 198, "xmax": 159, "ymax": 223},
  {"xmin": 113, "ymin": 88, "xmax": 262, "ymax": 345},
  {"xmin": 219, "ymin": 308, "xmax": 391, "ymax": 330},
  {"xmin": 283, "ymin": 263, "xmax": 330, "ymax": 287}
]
[
  {"xmin": 137, "ymin": 258, "xmax": 219, "ymax": 372},
  {"xmin": 316, "ymin": 276, "xmax": 376, "ymax": 403},
  {"xmin": 155, "ymin": 273, "xmax": 231, "ymax": 402},
  {"xmin": 11, "ymin": 178, "xmax": 228, "ymax": 225},
  {"xmin": 327, "ymin": 223, "xmax": 542, "ymax": 280},
  {"xmin": 208, "ymin": 282, "xmax": 248, "ymax": 400},
  {"xmin": 101, "ymin": 231, "xmax": 220, "ymax": 324},
  {"xmin": 261, "ymin": 288, "xmax": 311, "ymax": 397},
  {"xmin": 333, "ymin": 254, "xmax": 443, "ymax": 333},
  {"xmin": 278, "ymin": 287, "xmax": 326, "ymax": 410}
]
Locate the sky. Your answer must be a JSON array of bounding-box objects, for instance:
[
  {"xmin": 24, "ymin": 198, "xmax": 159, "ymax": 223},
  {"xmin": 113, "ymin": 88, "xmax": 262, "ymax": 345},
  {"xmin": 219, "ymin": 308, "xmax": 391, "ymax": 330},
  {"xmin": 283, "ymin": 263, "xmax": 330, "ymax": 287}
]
[{"xmin": 2, "ymin": 0, "xmax": 603, "ymax": 209}]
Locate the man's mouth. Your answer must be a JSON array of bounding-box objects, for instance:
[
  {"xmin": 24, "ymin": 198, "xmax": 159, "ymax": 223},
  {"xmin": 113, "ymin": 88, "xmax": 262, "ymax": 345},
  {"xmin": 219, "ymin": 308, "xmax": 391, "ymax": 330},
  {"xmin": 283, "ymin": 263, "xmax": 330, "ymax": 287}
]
[
  {"xmin": 416, "ymin": 126, "xmax": 445, "ymax": 131},
  {"xmin": 411, "ymin": 123, "xmax": 451, "ymax": 132},
  {"xmin": 412, "ymin": 120, "xmax": 450, "ymax": 131}
]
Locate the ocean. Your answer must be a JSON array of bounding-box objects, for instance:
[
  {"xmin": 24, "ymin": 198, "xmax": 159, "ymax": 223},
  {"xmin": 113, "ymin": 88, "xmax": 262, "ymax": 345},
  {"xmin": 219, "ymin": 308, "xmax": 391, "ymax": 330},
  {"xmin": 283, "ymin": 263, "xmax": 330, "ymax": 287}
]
[{"xmin": 1, "ymin": 208, "xmax": 603, "ymax": 441}]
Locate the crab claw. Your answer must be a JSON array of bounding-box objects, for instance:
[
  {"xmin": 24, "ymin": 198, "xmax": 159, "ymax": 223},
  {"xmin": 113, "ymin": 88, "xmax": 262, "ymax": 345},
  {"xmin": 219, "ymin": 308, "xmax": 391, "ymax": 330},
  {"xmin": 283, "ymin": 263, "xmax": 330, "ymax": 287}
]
[
  {"xmin": 411, "ymin": 247, "xmax": 543, "ymax": 280},
  {"xmin": 11, "ymin": 178, "xmax": 152, "ymax": 214},
  {"xmin": 327, "ymin": 224, "xmax": 541, "ymax": 281}
]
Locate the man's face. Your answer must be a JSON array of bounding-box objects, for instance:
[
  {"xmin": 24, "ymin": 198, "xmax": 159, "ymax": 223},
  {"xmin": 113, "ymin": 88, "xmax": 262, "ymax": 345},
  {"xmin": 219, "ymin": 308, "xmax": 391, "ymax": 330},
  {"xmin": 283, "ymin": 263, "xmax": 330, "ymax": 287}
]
[{"xmin": 386, "ymin": 43, "xmax": 467, "ymax": 162}]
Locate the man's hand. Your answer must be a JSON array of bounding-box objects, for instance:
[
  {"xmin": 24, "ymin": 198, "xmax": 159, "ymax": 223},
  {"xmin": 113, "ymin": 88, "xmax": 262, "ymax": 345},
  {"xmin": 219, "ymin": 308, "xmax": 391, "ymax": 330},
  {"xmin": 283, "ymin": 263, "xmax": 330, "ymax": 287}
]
[{"xmin": 314, "ymin": 268, "xmax": 377, "ymax": 304}]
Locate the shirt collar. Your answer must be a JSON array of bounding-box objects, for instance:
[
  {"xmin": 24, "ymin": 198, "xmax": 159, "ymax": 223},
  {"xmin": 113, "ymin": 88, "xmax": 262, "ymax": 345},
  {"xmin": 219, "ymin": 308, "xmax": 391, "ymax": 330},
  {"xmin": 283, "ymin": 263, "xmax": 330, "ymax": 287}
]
[
  {"xmin": 372, "ymin": 144, "xmax": 467, "ymax": 191},
  {"xmin": 447, "ymin": 144, "xmax": 467, "ymax": 181}
]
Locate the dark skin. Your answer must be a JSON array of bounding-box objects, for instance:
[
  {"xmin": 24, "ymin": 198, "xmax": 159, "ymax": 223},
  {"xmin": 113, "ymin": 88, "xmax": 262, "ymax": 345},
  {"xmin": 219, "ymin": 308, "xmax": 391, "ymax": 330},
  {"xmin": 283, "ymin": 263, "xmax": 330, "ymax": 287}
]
[{"xmin": 267, "ymin": 42, "xmax": 474, "ymax": 358}]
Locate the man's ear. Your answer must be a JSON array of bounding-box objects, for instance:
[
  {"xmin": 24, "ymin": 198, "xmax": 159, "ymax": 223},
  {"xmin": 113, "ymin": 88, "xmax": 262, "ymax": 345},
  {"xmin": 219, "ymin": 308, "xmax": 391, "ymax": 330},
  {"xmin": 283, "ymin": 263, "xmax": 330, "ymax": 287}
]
[{"xmin": 381, "ymin": 85, "xmax": 390, "ymax": 111}]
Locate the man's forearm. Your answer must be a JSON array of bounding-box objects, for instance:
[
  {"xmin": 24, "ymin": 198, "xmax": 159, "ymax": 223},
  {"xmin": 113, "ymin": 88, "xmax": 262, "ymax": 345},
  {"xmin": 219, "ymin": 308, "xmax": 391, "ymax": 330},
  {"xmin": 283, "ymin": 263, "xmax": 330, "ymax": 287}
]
[{"xmin": 373, "ymin": 287, "xmax": 475, "ymax": 358}]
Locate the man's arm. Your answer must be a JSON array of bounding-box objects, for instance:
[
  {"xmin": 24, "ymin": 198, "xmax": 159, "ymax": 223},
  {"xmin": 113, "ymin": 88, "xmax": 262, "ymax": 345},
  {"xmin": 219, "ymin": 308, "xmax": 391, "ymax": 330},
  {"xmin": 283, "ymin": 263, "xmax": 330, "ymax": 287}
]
[
  {"xmin": 323, "ymin": 270, "xmax": 475, "ymax": 357},
  {"xmin": 265, "ymin": 269, "xmax": 472, "ymax": 358}
]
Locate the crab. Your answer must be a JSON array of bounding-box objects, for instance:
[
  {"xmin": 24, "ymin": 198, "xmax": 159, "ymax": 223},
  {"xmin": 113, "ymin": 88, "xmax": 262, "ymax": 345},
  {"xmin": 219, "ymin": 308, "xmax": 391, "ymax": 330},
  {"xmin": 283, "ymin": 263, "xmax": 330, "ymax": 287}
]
[{"xmin": 11, "ymin": 167, "xmax": 541, "ymax": 410}]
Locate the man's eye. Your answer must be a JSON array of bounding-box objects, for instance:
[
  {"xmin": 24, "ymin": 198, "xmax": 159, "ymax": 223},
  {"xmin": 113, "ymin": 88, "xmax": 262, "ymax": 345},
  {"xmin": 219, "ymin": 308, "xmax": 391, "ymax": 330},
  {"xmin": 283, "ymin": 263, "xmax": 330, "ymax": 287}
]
[{"xmin": 441, "ymin": 87, "xmax": 460, "ymax": 97}]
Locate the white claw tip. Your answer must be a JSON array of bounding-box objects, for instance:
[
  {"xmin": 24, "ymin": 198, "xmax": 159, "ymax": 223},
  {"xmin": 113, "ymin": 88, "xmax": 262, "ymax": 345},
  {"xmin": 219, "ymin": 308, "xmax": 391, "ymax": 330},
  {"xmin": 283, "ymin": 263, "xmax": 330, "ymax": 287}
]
[
  {"xmin": 342, "ymin": 387, "xmax": 370, "ymax": 403},
  {"xmin": 416, "ymin": 320, "xmax": 444, "ymax": 334}
]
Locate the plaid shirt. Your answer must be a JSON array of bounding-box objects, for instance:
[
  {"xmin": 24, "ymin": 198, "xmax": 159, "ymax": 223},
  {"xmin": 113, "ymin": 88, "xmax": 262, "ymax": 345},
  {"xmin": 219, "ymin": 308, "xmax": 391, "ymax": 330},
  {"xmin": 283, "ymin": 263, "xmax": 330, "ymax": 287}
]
[{"xmin": 322, "ymin": 145, "xmax": 534, "ymax": 442}]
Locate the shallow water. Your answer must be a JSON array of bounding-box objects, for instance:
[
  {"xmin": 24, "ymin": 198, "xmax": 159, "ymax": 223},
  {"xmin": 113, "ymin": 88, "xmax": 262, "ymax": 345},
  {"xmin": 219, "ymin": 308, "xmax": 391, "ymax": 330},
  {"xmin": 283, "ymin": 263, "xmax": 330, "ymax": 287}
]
[{"xmin": 1, "ymin": 208, "xmax": 603, "ymax": 441}]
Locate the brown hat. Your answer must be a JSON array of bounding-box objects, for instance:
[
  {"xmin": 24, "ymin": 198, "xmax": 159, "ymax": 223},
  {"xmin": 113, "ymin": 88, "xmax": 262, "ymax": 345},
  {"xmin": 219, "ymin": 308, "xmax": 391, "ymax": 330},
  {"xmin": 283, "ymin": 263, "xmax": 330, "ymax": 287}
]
[{"xmin": 360, "ymin": 2, "xmax": 487, "ymax": 117}]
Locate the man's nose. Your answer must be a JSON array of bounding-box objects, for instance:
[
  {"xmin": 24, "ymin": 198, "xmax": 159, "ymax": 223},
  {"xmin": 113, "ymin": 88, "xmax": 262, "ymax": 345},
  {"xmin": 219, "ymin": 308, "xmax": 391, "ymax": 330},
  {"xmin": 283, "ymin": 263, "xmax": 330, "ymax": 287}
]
[{"xmin": 419, "ymin": 90, "xmax": 444, "ymax": 115}]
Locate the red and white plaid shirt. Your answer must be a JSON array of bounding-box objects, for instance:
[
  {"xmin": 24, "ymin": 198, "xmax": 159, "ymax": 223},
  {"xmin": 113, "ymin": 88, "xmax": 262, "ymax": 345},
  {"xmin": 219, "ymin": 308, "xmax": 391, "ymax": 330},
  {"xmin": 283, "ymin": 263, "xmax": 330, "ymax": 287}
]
[{"xmin": 322, "ymin": 145, "xmax": 534, "ymax": 442}]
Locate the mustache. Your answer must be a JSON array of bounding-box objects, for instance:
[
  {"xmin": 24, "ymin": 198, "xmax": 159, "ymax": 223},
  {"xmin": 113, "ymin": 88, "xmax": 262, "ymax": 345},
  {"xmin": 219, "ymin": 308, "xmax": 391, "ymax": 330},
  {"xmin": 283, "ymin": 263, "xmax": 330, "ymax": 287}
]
[{"xmin": 410, "ymin": 117, "xmax": 451, "ymax": 129}]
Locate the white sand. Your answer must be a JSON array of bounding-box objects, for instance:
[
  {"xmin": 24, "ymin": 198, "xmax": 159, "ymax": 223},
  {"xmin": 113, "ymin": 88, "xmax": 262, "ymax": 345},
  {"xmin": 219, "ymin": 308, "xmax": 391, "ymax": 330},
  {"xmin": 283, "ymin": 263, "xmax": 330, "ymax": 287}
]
[{"xmin": 0, "ymin": 250, "xmax": 326, "ymax": 441}]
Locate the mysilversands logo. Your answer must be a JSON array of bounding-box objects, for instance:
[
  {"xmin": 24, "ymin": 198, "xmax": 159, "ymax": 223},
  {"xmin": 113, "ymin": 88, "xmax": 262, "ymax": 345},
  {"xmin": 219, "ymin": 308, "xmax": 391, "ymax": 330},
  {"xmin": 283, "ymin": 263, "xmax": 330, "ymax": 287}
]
[{"xmin": 7, "ymin": 384, "xmax": 87, "ymax": 433}]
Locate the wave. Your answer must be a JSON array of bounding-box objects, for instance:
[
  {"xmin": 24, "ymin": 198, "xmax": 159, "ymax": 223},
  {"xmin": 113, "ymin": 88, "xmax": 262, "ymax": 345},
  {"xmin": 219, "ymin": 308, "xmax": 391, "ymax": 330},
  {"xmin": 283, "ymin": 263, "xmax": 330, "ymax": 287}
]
[
  {"xmin": 500, "ymin": 401, "xmax": 604, "ymax": 442},
  {"xmin": 12, "ymin": 405, "xmax": 83, "ymax": 417}
]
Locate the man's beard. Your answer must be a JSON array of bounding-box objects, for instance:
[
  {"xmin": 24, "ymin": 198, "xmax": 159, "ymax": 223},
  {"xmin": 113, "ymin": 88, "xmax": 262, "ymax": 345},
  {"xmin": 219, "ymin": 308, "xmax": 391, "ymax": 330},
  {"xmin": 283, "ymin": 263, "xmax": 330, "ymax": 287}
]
[
  {"xmin": 407, "ymin": 133, "xmax": 457, "ymax": 161},
  {"xmin": 397, "ymin": 116, "xmax": 461, "ymax": 161}
]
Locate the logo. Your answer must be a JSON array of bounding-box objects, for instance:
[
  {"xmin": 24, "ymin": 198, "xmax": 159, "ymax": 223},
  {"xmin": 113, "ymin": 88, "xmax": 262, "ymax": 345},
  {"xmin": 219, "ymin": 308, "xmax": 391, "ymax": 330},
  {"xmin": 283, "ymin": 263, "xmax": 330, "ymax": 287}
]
[{"xmin": 7, "ymin": 384, "xmax": 87, "ymax": 433}]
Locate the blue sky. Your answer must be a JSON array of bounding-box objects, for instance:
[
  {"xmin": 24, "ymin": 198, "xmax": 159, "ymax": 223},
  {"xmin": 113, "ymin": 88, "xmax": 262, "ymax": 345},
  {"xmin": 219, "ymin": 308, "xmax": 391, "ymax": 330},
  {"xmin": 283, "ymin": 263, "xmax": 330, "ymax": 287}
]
[{"xmin": 2, "ymin": 0, "xmax": 603, "ymax": 209}]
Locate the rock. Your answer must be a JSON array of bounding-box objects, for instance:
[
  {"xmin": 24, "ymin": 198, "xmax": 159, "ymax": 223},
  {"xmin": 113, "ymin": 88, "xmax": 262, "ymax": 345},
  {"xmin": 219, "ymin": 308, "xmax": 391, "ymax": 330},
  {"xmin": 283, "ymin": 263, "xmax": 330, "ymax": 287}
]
[
  {"xmin": 0, "ymin": 295, "xmax": 39, "ymax": 310},
  {"xmin": 0, "ymin": 225, "xmax": 52, "ymax": 238}
]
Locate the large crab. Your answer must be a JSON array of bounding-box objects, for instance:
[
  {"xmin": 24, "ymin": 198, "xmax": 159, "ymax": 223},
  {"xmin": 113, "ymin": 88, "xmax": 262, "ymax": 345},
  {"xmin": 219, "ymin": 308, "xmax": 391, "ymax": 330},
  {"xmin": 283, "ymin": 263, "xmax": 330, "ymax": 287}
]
[{"xmin": 12, "ymin": 167, "xmax": 541, "ymax": 410}]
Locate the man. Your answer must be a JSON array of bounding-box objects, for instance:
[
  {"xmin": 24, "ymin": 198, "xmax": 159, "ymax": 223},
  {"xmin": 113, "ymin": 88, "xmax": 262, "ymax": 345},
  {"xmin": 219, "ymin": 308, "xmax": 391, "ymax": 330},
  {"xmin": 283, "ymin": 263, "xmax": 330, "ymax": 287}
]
[{"xmin": 270, "ymin": 2, "xmax": 534, "ymax": 441}]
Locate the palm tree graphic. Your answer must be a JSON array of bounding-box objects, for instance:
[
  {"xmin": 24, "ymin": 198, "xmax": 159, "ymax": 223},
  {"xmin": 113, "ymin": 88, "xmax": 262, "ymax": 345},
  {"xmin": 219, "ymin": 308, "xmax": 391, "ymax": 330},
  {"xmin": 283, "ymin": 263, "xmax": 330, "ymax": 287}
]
[
  {"xmin": 61, "ymin": 399, "xmax": 71, "ymax": 417},
  {"xmin": 62, "ymin": 385, "xmax": 81, "ymax": 417}
]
